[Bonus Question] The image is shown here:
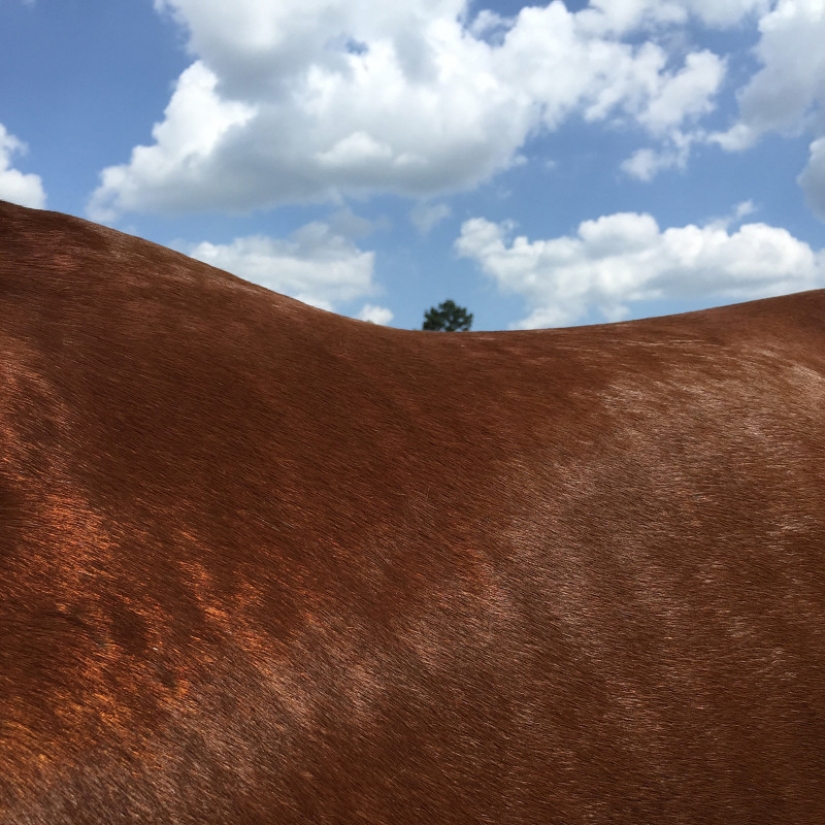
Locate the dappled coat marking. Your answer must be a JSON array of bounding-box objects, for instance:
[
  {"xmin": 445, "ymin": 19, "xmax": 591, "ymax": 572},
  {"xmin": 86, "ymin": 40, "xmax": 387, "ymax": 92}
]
[{"xmin": 0, "ymin": 199, "xmax": 824, "ymax": 824}]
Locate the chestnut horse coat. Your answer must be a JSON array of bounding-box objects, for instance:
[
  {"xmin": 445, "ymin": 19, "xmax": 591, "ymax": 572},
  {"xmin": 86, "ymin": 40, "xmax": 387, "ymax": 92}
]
[{"xmin": 0, "ymin": 200, "xmax": 823, "ymax": 824}]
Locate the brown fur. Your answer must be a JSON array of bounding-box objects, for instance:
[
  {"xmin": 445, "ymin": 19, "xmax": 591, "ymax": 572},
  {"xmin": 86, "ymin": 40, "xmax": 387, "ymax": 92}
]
[{"xmin": 0, "ymin": 198, "xmax": 823, "ymax": 824}]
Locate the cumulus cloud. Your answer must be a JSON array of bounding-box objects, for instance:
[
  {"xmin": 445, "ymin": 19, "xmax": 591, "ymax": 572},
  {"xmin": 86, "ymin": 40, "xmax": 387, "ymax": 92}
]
[
  {"xmin": 185, "ymin": 221, "xmax": 375, "ymax": 311},
  {"xmin": 357, "ymin": 304, "xmax": 394, "ymax": 325},
  {"xmin": 89, "ymin": 0, "xmax": 745, "ymax": 218},
  {"xmin": 88, "ymin": 62, "xmax": 255, "ymax": 221},
  {"xmin": 714, "ymin": 0, "xmax": 825, "ymax": 148},
  {"xmin": 638, "ymin": 51, "xmax": 724, "ymax": 134},
  {"xmin": 616, "ymin": 45, "xmax": 725, "ymax": 180},
  {"xmin": 0, "ymin": 124, "xmax": 46, "ymax": 209},
  {"xmin": 456, "ymin": 210, "xmax": 825, "ymax": 328},
  {"xmin": 710, "ymin": 0, "xmax": 825, "ymax": 215}
]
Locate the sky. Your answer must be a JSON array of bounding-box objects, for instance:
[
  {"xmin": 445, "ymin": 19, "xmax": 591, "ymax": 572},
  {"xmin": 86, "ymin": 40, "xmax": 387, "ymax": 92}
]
[{"xmin": 2, "ymin": 0, "xmax": 825, "ymax": 331}]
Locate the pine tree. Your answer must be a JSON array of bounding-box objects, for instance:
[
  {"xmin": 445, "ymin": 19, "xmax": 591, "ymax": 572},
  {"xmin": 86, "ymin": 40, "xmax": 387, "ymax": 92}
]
[{"xmin": 422, "ymin": 300, "xmax": 473, "ymax": 332}]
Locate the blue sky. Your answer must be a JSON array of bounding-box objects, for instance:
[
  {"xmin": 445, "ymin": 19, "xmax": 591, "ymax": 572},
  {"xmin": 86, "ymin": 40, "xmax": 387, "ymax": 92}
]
[{"xmin": 2, "ymin": 0, "xmax": 824, "ymax": 330}]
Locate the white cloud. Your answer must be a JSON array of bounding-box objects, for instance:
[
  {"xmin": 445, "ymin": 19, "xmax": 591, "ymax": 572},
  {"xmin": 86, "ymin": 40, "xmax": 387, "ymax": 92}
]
[
  {"xmin": 621, "ymin": 128, "xmax": 699, "ymax": 180},
  {"xmin": 469, "ymin": 9, "xmax": 513, "ymax": 39},
  {"xmin": 709, "ymin": 0, "xmax": 825, "ymax": 215},
  {"xmin": 0, "ymin": 124, "xmax": 46, "ymax": 209},
  {"xmin": 91, "ymin": 0, "xmax": 738, "ymax": 218},
  {"xmin": 622, "ymin": 147, "xmax": 674, "ymax": 180},
  {"xmin": 707, "ymin": 198, "xmax": 757, "ymax": 229},
  {"xmin": 637, "ymin": 50, "xmax": 724, "ymax": 134},
  {"xmin": 578, "ymin": 0, "xmax": 769, "ymax": 34},
  {"xmin": 710, "ymin": 121, "xmax": 757, "ymax": 152},
  {"xmin": 185, "ymin": 221, "xmax": 375, "ymax": 311},
  {"xmin": 88, "ymin": 62, "xmax": 255, "ymax": 221},
  {"xmin": 719, "ymin": 0, "xmax": 825, "ymax": 145},
  {"xmin": 733, "ymin": 198, "xmax": 756, "ymax": 220},
  {"xmin": 456, "ymin": 210, "xmax": 825, "ymax": 328},
  {"xmin": 357, "ymin": 304, "xmax": 394, "ymax": 324},
  {"xmin": 618, "ymin": 48, "xmax": 724, "ymax": 181},
  {"xmin": 410, "ymin": 201, "xmax": 452, "ymax": 235},
  {"xmin": 684, "ymin": 0, "xmax": 771, "ymax": 27},
  {"xmin": 799, "ymin": 136, "xmax": 825, "ymax": 220}
]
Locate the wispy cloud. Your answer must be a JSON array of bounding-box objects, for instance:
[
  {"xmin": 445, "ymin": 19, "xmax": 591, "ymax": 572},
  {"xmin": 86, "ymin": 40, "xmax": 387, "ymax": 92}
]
[{"xmin": 410, "ymin": 202, "xmax": 452, "ymax": 235}]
